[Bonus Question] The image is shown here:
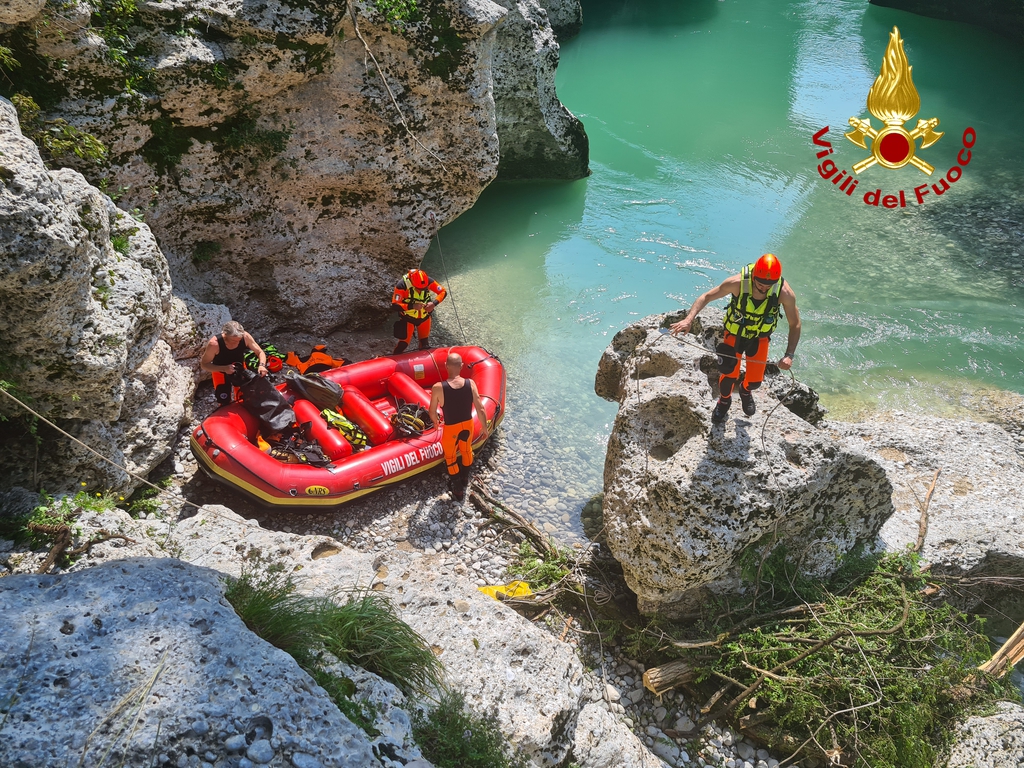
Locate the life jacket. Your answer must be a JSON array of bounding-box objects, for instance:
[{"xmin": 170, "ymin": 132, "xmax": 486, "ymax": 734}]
[
  {"xmin": 321, "ymin": 408, "xmax": 369, "ymax": 451},
  {"xmin": 284, "ymin": 345, "xmax": 349, "ymax": 374},
  {"xmin": 392, "ymin": 273, "xmax": 447, "ymax": 320},
  {"xmin": 724, "ymin": 264, "xmax": 784, "ymax": 340}
]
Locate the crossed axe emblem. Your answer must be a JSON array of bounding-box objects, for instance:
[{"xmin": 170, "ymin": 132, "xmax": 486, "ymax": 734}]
[{"xmin": 845, "ymin": 116, "xmax": 944, "ymax": 176}]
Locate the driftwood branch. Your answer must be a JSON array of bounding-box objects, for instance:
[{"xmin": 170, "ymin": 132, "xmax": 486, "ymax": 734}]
[
  {"xmin": 643, "ymin": 659, "xmax": 696, "ymax": 696},
  {"xmin": 469, "ymin": 483, "xmax": 555, "ymax": 558},
  {"xmin": 979, "ymin": 619, "xmax": 1024, "ymax": 677},
  {"xmin": 27, "ymin": 509, "xmax": 136, "ymax": 574},
  {"xmin": 913, "ymin": 470, "xmax": 941, "ymax": 553}
]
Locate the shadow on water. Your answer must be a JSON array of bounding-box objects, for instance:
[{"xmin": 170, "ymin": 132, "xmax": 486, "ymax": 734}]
[{"xmin": 579, "ymin": 0, "xmax": 721, "ymax": 32}]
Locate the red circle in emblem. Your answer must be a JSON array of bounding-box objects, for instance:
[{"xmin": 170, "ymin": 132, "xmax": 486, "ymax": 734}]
[{"xmin": 878, "ymin": 132, "xmax": 911, "ymax": 164}]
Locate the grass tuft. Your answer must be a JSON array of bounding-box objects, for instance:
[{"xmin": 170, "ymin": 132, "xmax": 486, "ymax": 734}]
[
  {"xmin": 412, "ymin": 690, "xmax": 527, "ymax": 768},
  {"xmin": 223, "ymin": 556, "xmax": 444, "ymax": 734}
]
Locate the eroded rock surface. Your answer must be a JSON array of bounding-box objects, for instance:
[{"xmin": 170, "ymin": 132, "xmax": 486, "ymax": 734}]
[
  {"xmin": 830, "ymin": 412, "xmax": 1024, "ymax": 609},
  {"xmin": 596, "ymin": 313, "xmax": 893, "ymax": 616},
  {"xmin": 65, "ymin": 504, "xmax": 592, "ymax": 766},
  {"xmin": 0, "ymin": 97, "xmax": 202, "ymax": 491},
  {"xmin": 5, "ymin": 0, "xmax": 585, "ymax": 334},
  {"xmin": 0, "ymin": 557, "xmax": 383, "ymax": 768},
  {"xmin": 491, "ymin": 0, "xmax": 589, "ymax": 179},
  {"xmin": 945, "ymin": 701, "xmax": 1024, "ymax": 768}
]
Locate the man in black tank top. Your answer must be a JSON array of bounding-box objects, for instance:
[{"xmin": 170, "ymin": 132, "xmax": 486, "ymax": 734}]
[
  {"xmin": 200, "ymin": 321, "xmax": 269, "ymax": 406},
  {"xmin": 428, "ymin": 352, "xmax": 488, "ymax": 501}
]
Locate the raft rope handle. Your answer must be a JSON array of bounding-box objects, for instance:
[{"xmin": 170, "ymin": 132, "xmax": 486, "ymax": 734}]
[{"xmin": 429, "ymin": 211, "xmax": 469, "ymax": 346}]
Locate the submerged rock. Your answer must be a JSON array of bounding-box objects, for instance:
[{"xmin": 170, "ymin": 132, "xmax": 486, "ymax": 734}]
[
  {"xmin": 870, "ymin": 0, "xmax": 1024, "ymax": 44},
  {"xmin": 595, "ymin": 312, "xmax": 893, "ymax": 616}
]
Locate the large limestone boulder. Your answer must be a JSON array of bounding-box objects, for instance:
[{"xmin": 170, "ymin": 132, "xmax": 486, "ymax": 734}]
[
  {"xmin": 944, "ymin": 701, "xmax": 1024, "ymax": 768},
  {"xmin": 0, "ymin": 97, "xmax": 201, "ymax": 492},
  {"xmin": 595, "ymin": 313, "xmax": 893, "ymax": 616},
  {"xmin": 537, "ymin": 0, "xmax": 582, "ymax": 40},
  {"xmin": 0, "ymin": 557, "xmax": 384, "ymax": 768},
  {"xmin": 7, "ymin": 0, "xmax": 585, "ymax": 334},
  {"xmin": 69, "ymin": 504, "xmax": 591, "ymax": 766},
  {"xmin": 491, "ymin": 0, "xmax": 589, "ymax": 179},
  {"xmin": 830, "ymin": 412, "xmax": 1024, "ymax": 609}
]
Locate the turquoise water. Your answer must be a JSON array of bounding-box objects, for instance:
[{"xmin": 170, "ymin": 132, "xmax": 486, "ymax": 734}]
[{"xmin": 422, "ymin": 0, "xmax": 1024, "ymax": 538}]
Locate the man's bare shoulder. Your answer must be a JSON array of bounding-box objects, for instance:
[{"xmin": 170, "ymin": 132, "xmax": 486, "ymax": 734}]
[{"xmin": 781, "ymin": 279, "xmax": 798, "ymax": 301}]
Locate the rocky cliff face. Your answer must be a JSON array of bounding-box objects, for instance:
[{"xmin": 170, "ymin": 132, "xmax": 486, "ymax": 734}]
[
  {"xmin": 870, "ymin": 0, "xmax": 1024, "ymax": 44},
  {"xmin": 1, "ymin": 0, "xmax": 587, "ymax": 336},
  {"xmin": 595, "ymin": 312, "xmax": 893, "ymax": 617},
  {"xmin": 0, "ymin": 97, "xmax": 222, "ymax": 492},
  {"xmin": 491, "ymin": 0, "xmax": 588, "ymax": 179}
]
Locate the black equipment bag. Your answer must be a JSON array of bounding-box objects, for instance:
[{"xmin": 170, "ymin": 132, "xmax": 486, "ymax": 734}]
[
  {"xmin": 229, "ymin": 367, "xmax": 297, "ymax": 434},
  {"xmin": 286, "ymin": 371, "xmax": 343, "ymax": 411}
]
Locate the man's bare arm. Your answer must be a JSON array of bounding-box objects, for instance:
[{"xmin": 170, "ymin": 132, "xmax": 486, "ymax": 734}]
[
  {"xmin": 778, "ymin": 285, "xmax": 801, "ymax": 370},
  {"xmin": 428, "ymin": 383, "xmax": 443, "ymax": 428},
  {"xmin": 470, "ymin": 380, "xmax": 488, "ymax": 434},
  {"xmin": 670, "ymin": 275, "xmax": 740, "ymax": 335}
]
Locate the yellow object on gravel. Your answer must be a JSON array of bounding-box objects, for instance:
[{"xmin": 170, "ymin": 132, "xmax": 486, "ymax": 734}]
[{"xmin": 478, "ymin": 580, "xmax": 533, "ymax": 600}]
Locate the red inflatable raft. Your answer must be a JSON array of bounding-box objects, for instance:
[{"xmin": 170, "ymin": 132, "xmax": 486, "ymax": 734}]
[{"xmin": 190, "ymin": 346, "xmax": 505, "ymax": 508}]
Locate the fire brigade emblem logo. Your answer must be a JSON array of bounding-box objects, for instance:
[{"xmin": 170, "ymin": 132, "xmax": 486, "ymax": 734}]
[{"xmin": 845, "ymin": 26, "xmax": 943, "ymax": 176}]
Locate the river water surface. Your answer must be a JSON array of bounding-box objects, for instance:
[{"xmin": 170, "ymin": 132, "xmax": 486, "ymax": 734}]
[{"xmin": 421, "ymin": 0, "xmax": 1024, "ymax": 539}]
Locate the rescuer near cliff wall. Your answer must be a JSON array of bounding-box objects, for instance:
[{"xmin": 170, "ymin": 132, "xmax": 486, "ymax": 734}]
[{"xmin": 670, "ymin": 253, "xmax": 801, "ymax": 424}]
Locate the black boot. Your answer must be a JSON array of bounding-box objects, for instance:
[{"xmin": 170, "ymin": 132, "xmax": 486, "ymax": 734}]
[
  {"xmin": 393, "ymin": 341, "xmax": 409, "ymax": 355},
  {"xmin": 739, "ymin": 385, "xmax": 756, "ymax": 416},
  {"xmin": 418, "ymin": 338, "xmax": 431, "ymax": 350},
  {"xmin": 711, "ymin": 396, "xmax": 731, "ymax": 424}
]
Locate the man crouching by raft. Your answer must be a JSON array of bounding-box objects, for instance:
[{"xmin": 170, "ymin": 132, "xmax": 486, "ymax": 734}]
[
  {"xmin": 428, "ymin": 352, "xmax": 488, "ymax": 502},
  {"xmin": 671, "ymin": 253, "xmax": 801, "ymax": 424}
]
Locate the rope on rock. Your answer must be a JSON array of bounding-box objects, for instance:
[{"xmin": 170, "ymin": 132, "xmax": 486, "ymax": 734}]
[
  {"xmin": 349, "ymin": 5, "xmax": 449, "ymax": 174},
  {"xmin": 429, "ymin": 211, "xmax": 469, "ymax": 346},
  {"xmin": 0, "ymin": 386, "xmax": 207, "ymax": 514}
]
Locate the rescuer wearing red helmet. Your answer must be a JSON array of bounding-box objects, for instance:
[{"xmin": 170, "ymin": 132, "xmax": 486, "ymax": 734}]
[
  {"xmin": 670, "ymin": 253, "xmax": 801, "ymax": 424},
  {"xmin": 391, "ymin": 268, "xmax": 448, "ymax": 354}
]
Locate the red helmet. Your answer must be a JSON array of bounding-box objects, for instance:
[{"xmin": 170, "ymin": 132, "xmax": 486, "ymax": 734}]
[
  {"xmin": 753, "ymin": 253, "xmax": 782, "ymax": 281},
  {"xmin": 267, "ymin": 357, "xmax": 283, "ymax": 373},
  {"xmin": 407, "ymin": 269, "xmax": 430, "ymax": 290}
]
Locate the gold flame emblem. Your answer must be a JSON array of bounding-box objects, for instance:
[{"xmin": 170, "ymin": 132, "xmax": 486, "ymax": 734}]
[{"xmin": 845, "ymin": 27, "xmax": 943, "ymax": 175}]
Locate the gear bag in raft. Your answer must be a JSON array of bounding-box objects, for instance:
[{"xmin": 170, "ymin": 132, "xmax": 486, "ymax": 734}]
[
  {"xmin": 285, "ymin": 370, "xmax": 343, "ymax": 411},
  {"xmin": 228, "ymin": 367, "xmax": 297, "ymax": 434},
  {"xmin": 267, "ymin": 422, "xmax": 331, "ymax": 467}
]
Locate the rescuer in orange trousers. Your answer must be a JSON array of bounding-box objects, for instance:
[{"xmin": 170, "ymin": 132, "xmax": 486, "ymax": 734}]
[
  {"xmin": 392, "ymin": 268, "xmax": 447, "ymax": 354},
  {"xmin": 428, "ymin": 352, "xmax": 488, "ymax": 501},
  {"xmin": 671, "ymin": 253, "xmax": 801, "ymax": 424}
]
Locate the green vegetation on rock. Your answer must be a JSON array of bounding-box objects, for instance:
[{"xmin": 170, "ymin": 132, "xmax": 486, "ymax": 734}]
[
  {"xmin": 412, "ymin": 690, "xmax": 528, "ymax": 768},
  {"xmin": 643, "ymin": 551, "xmax": 1019, "ymax": 768},
  {"xmin": 9, "ymin": 95, "xmax": 106, "ymax": 168},
  {"xmin": 224, "ymin": 556, "xmax": 443, "ymax": 736}
]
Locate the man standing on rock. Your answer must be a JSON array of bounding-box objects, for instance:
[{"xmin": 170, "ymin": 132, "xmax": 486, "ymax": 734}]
[
  {"xmin": 670, "ymin": 253, "xmax": 801, "ymax": 423},
  {"xmin": 200, "ymin": 321, "xmax": 268, "ymax": 407},
  {"xmin": 428, "ymin": 352, "xmax": 488, "ymax": 501}
]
